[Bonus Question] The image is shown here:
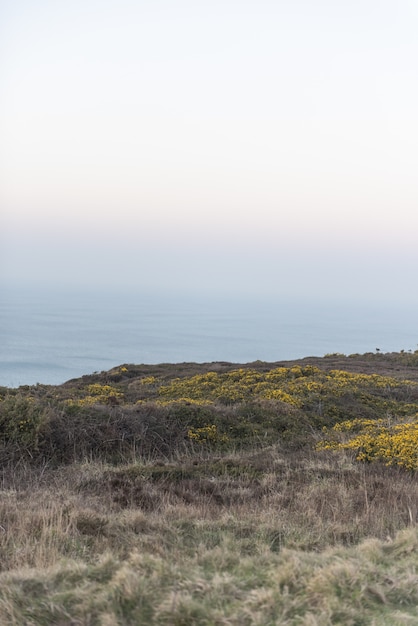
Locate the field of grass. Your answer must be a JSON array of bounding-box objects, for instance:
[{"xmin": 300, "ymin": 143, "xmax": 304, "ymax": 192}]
[{"xmin": 0, "ymin": 351, "xmax": 417, "ymax": 624}]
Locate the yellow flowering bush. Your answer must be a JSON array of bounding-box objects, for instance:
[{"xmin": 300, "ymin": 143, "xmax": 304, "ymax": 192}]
[
  {"xmin": 156, "ymin": 367, "xmax": 418, "ymax": 419},
  {"xmin": 140, "ymin": 376, "xmax": 157, "ymax": 385},
  {"xmin": 157, "ymin": 367, "xmax": 317, "ymax": 405},
  {"xmin": 261, "ymin": 389, "xmax": 301, "ymax": 406},
  {"xmin": 0, "ymin": 394, "xmax": 46, "ymax": 447},
  {"xmin": 187, "ymin": 424, "xmax": 229, "ymax": 445},
  {"xmin": 66, "ymin": 384, "xmax": 123, "ymax": 407},
  {"xmin": 317, "ymin": 416, "xmax": 418, "ymax": 470}
]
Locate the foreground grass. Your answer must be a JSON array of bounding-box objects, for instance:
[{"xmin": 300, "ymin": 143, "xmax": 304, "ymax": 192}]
[
  {"xmin": 0, "ymin": 448, "xmax": 417, "ymax": 625},
  {"xmin": 1, "ymin": 527, "xmax": 417, "ymax": 626}
]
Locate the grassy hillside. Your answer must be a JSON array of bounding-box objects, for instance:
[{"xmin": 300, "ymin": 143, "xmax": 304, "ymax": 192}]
[{"xmin": 0, "ymin": 352, "xmax": 417, "ymax": 624}]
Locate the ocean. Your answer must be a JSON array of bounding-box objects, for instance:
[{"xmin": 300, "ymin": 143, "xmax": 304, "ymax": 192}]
[{"xmin": 1, "ymin": 285, "xmax": 417, "ymax": 388}]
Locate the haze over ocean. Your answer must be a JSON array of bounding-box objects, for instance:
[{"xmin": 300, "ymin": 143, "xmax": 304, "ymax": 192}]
[{"xmin": 1, "ymin": 1, "xmax": 418, "ymax": 385}]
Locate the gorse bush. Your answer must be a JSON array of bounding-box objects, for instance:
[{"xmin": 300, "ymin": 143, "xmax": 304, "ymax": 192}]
[
  {"xmin": 65, "ymin": 383, "xmax": 123, "ymax": 406},
  {"xmin": 317, "ymin": 416, "xmax": 418, "ymax": 470},
  {"xmin": 156, "ymin": 366, "xmax": 418, "ymax": 421},
  {"xmin": 157, "ymin": 366, "xmax": 315, "ymax": 405},
  {"xmin": 0, "ymin": 394, "xmax": 46, "ymax": 449},
  {"xmin": 187, "ymin": 423, "xmax": 229, "ymax": 445}
]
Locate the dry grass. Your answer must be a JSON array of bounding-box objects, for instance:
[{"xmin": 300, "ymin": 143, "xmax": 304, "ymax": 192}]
[{"xmin": 0, "ymin": 447, "xmax": 417, "ymax": 624}]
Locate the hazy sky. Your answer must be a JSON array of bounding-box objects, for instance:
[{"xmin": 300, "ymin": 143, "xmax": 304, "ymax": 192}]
[{"xmin": 1, "ymin": 0, "xmax": 418, "ymax": 301}]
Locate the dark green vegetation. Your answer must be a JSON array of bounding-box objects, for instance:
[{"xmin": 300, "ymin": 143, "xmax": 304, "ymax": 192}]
[{"xmin": 0, "ymin": 351, "xmax": 417, "ymax": 624}]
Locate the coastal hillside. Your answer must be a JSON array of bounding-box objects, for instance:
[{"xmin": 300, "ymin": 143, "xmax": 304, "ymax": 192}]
[
  {"xmin": 1, "ymin": 350, "xmax": 418, "ymax": 464},
  {"xmin": 0, "ymin": 352, "xmax": 417, "ymax": 624}
]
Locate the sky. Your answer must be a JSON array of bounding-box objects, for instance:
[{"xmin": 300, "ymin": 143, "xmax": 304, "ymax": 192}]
[{"xmin": 1, "ymin": 0, "xmax": 418, "ymax": 302}]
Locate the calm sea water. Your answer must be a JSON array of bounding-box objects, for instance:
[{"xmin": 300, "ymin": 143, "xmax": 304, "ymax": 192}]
[{"xmin": 1, "ymin": 286, "xmax": 417, "ymax": 387}]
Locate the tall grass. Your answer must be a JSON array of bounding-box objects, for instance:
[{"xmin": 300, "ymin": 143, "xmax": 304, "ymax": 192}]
[{"xmin": 0, "ymin": 447, "xmax": 417, "ymax": 624}]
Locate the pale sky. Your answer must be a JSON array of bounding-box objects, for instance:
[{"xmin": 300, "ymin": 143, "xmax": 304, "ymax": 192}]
[{"xmin": 1, "ymin": 0, "xmax": 418, "ymax": 301}]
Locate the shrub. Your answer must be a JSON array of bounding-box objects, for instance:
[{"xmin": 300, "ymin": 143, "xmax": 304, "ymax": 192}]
[
  {"xmin": 317, "ymin": 416, "xmax": 418, "ymax": 470},
  {"xmin": 0, "ymin": 394, "xmax": 47, "ymax": 450}
]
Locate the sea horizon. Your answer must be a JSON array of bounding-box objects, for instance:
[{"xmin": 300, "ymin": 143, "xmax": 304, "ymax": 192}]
[{"xmin": 1, "ymin": 283, "xmax": 417, "ymax": 388}]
